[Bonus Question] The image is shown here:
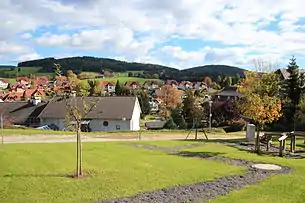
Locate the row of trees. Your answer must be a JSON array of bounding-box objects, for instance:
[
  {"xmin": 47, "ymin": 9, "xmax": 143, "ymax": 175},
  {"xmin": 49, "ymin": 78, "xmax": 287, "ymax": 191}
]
[{"xmin": 238, "ymin": 56, "xmax": 305, "ymax": 153}]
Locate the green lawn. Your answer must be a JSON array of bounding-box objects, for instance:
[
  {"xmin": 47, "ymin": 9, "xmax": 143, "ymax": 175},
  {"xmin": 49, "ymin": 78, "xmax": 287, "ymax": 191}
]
[
  {"xmin": 186, "ymin": 143, "xmax": 305, "ymax": 203},
  {"xmin": 85, "ymin": 77, "xmax": 163, "ymax": 86},
  {"xmin": 0, "ymin": 142, "xmax": 243, "ymax": 203},
  {"xmin": 2, "ymin": 140, "xmax": 304, "ymax": 203}
]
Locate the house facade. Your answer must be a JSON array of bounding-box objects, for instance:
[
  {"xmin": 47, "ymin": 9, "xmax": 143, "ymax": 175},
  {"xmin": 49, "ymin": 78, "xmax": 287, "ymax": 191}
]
[{"xmin": 38, "ymin": 96, "xmax": 141, "ymax": 132}]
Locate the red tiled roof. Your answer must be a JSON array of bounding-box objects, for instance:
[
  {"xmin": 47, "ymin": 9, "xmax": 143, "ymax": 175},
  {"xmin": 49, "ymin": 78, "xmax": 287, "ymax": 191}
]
[
  {"xmin": 36, "ymin": 76, "xmax": 49, "ymax": 86},
  {"xmin": 16, "ymin": 77, "xmax": 30, "ymax": 82},
  {"xmin": 100, "ymin": 81, "xmax": 115, "ymax": 87},
  {"xmin": 125, "ymin": 81, "xmax": 140, "ymax": 87}
]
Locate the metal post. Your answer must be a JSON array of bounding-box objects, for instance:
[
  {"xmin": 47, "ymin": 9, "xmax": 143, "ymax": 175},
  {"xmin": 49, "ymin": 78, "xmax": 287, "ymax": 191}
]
[
  {"xmin": 209, "ymin": 101, "xmax": 213, "ymax": 132},
  {"xmin": 1, "ymin": 113, "xmax": 3, "ymax": 145}
]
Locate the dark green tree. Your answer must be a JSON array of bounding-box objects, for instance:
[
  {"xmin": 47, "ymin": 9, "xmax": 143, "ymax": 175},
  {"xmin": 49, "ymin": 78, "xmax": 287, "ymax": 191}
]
[
  {"xmin": 283, "ymin": 56, "xmax": 304, "ymax": 130},
  {"xmin": 163, "ymin": 117, "xmax": 178, "ymax": 129},
  {"xmin": 172, "ymin": 108, "xmax": 187, "ymax": 129},
  {"xmin": 115, "ymin": 80, "xmax": 122, "ymax": 96},
  {"xmin": 128, "ymin": 72, "xmax": 133, "ymax": 77},
  {"xmin": 137, "ymin": 91, "xmax": 151, "ymax": 118}
]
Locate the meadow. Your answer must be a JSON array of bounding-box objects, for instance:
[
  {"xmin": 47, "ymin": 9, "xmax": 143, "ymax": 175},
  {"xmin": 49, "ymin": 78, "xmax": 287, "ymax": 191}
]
[{"xmin": 1, "ymin": 139, "xmax": 304, "ymax": 203}]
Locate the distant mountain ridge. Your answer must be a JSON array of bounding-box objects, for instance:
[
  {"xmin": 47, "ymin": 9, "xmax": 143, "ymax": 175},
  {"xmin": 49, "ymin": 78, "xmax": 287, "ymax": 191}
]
[{"xmin": 15, "ymin": 56, "xmax": 246, "ymax": 81}]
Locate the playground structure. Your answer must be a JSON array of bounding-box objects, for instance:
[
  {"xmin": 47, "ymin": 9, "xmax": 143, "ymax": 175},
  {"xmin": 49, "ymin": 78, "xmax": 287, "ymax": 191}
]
[{"xmin": 260, "ymin": 131, "xmax": 305, "ymax": 157}]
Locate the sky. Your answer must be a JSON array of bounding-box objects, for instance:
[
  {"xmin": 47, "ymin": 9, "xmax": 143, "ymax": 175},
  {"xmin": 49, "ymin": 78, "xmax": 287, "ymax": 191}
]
[{"xmin": 1, "ymin": 0, "xmax": 305, "ymax": 70}]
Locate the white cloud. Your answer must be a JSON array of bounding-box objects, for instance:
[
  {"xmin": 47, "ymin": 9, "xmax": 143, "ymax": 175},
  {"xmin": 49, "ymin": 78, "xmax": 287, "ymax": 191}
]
[
  {"xmin": 16, "ymin": 53, "xmax": 41, "ymax": 62},
  {"xmin": 0, "ymin": 41, "xmax": 29, "ymax": 54},
  {"xmin": 21, "ymin": 33, "xmax": 32, "ymax": 39},
  {"xmin": 1, "ymin": 0, "xmax": 305, "ymax": 67}
]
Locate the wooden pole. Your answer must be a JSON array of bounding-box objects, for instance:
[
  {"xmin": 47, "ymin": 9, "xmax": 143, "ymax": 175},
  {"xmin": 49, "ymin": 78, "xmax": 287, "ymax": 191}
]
[
  {"xmin": 78, "ymin": 125, "xmax": 82, "ymax": 176},
  {"xmin": 76, "ymin": 125, "xmax": 80, "ymax": 177}
]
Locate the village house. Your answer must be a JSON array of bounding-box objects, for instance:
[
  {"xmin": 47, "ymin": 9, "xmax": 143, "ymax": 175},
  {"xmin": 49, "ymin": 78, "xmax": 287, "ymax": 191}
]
[
  {"xmin": 125, "ymin": 81, "xmax": 140, "ymax": 90},
  {"xmin": 0, "ymin": 98, "xmax": 47, "ymax": 127},
  {"xmin": 165, "ymin": 80, "xmax": 179, "ymax": 88},
  {"xmin": 16, "ymin": 77, "xmax": 30, "ymax": 87},
  {"xmin": 213, "ymin": 86, "xmax": 240, "ymax": 101},
  {"xmin": 38, "ymin": 96, "xmax": 141, "ymax": 132},
  {"xmin": 100, "ymin": 81, "xmax": 115, "ymax": 93},
  {"xmin": 0, "ymin": 79, "xmax": 9, "ymax": 89},
  {"xmin": 143, "ymin": 81, "xmax": 160, "ymax": 90},
  {"xmin": 193, "ymin": 82, "xmax": 208, "ymax": 91},
  {"xmin": 178, "ymin": 81, "xmax": 193, "ymax": 90},
  {"xmin": 35, "ymin": 76, "xmax": 49, "ymax": 87}
]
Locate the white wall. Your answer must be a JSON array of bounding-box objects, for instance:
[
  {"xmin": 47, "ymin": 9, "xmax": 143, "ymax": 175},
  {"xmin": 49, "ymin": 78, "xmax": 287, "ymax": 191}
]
[
  {"xmin": 131, "ymin": 98, "xmax": 141, "ymax": 131},
  {"xmin": 89, "ymin": 119, "xmax": 131, "ymax": 131},
  {"xmin": 40, "ymin": 118, "xmax": 132, "ymax": 132}
]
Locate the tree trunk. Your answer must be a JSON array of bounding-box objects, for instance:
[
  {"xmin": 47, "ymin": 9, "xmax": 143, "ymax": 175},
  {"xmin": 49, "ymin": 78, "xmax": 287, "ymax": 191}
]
[
  {"xmin": 76, "ymin": 125, "xmax": 80, "ymax": 178},
  {"xmin": 78, "ymin": 125, "xmax": 83, "ymax": 176},
  {"xmin": 255, "ymin": 124, "xmax": 261, "ymax": 154}
]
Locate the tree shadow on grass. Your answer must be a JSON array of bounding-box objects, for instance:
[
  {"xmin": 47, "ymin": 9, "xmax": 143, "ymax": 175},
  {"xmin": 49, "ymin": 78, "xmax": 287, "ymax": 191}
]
[
  {"xmin": 175, "ymin": 151, "xmax": 225, "ymax": 158},
  {"xmin": 3, "ymin": 173, "xmax": 73, "ymax": 178},
  {"xmin": 180, "ymin": 138, "xmax": 247, "ymax": 144}
]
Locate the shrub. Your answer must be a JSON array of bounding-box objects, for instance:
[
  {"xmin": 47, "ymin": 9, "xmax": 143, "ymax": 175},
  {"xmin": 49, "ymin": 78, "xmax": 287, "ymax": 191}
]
[
  {"xmin": 163, "ymin": 117, "xmax": 178, "ymax": 129},
  {"xmin": 224, "ymin": 119, "xmax": 247, "ymax": 133}
]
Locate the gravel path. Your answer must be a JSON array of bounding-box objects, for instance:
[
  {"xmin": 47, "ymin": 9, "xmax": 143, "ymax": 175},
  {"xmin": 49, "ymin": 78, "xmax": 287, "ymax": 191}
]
[
  {"xmin": 225, "ymin": 142, "xmax": 305, "ymax": 159},
  {"xmin": 96, "ymin": 143, "xmax": 292, "ymax": 203}
]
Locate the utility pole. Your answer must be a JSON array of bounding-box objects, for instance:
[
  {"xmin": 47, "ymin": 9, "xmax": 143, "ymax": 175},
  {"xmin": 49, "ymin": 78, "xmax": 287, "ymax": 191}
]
[
  {"xmin": 209, "ymin": 100, "xmax": 213, "ymax": 132},
  {"xmin": 1, "ymin": 113, "xmax": 3, "ymax": 145}
]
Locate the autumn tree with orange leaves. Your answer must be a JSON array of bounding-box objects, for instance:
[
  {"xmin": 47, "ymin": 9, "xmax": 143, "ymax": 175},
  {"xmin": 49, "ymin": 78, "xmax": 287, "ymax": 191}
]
[
  {"xmin": 159, "ymin": 85, "xmax": 182, "ymax": 118},
  {"xmin": 238, "ymin": 71, "xmax": 282, "ymax": 153}
]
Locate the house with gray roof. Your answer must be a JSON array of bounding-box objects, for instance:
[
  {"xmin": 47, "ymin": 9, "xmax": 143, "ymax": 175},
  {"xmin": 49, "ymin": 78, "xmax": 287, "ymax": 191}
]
[
  {"xmin": 275, "ymin": 68, "xmax": 305, "ymax": 80},
  {"xmin": 38, "ymin": 96, "xmax": 141, "ymax": 132},
  {"xmin": 213, "ymin": 86, "xmax": 240, "ymax": 101},
  {"xmin": 0, "ymin": 100, "xmax": 47, "ymax": 127}
]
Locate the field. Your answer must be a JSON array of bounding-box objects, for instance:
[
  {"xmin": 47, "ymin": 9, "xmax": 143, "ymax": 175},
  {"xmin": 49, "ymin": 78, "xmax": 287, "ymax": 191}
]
[
  {"xmin": 85, "ymin": 77, "xmax": 163, "ymax": 85},
  {"xmin": 1, "ymin": 139, "xmax": 305, "ymax": 203},
  {"xmin": 0, "ymin": 67, "xmax": 53, "ymax": 79}
]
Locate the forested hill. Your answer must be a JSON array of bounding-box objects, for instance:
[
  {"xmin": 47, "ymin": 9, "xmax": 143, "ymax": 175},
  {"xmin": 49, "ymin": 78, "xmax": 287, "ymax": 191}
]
[{"xmin": 17, "ymin": 56, "xmax": 246, "ymax": 81}]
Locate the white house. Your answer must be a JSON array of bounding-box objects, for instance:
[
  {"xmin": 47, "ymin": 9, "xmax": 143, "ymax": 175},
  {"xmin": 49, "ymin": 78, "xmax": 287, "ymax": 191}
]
[
  {"xmin": 0, "ymin": 79, "xmax": 8, "ymax": 89},
  {"xmin": 38, "ymin": 97, "xmax": 141, "ymax": 132}
]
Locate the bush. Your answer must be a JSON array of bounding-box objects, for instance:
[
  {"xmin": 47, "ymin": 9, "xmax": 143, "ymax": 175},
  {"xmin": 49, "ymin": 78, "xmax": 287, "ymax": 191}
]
[
  {"xmin": 163, "ymin": 117, "xmax": 178, "ymax": 129},
  {"xmin": 223, "ymin": 119, "xmax": 247, "ymax": 133}
]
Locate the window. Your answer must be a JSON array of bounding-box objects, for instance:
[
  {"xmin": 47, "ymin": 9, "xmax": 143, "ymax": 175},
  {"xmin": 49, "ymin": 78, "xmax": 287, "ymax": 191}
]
[
  {"xmin": 103, "ymin": 121, "xmax": 109, "ymax": 126},
  {"xmin": 116, "ymin": 125, "xmax": 121, "ymax": 130}
]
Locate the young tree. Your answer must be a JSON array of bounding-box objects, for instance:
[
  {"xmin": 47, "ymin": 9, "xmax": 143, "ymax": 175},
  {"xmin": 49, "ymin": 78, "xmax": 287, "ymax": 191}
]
[
  {"xmin": 64, "ymin": 96, "xmax": 97, "ymax": 178},
  {"xmin": 67, "ymin": 70, "xmax": 79, "ymax": 89},
  {"xmin": 159, "ymin": 85, "xmax": 181, "ymax": 118},
  {"xmin": 282, "ymin": 56, "xmax": 304, "ymax": 130},
  {"xmin": 238, "ymin": 71, "xmax": 282, "ymax": 153},
  {"xmin": 76, "ymin": 80, "xmax": 90, "ymax": 97},
  {"xmin": 182, "ymin": 89, "xmax": 204, "ymax": 125},
  {"xmin": 54, "ymin": 63, "xmax": 63, "ymax": 78},
  {"xmin": 204, "ymin": 77, "xmax": 212, "ymax": 87},
  {"xmin": 30, "ymin": 80, "xmax": 38, "ymax": 89},
  {"xmin": 152, "ymin": 73, "xmax": 159, "ymax": 79}
]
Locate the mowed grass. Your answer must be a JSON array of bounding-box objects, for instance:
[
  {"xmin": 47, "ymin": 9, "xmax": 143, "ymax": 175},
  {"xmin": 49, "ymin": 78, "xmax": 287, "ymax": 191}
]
[
  {"xmin": 0, "ymin": 67, "xmax": 53, "ymax": 79},
  {"xmin": 0, "ymin": 142, "xmax": 244, "ymax": 203},
  {"xmin": 182, "ymin": 143, "xmax": 305, "ymax": 203}
]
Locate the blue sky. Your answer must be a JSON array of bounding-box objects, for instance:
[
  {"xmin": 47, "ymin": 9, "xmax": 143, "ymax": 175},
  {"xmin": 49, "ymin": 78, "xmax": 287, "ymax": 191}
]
[{"xmin": 1, "ymin": 0, "xmax": 305, "ymax": 70}]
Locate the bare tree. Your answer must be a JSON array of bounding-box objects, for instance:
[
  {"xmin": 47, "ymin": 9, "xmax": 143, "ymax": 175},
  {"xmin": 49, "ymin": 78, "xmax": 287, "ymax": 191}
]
[
  {"xmin": 253, "ymin": 59, "xmax": 281, "ymax": 73},
  {"xmin": 64, "ymin": 96, "xmax": 97, "ymax": 178}
]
